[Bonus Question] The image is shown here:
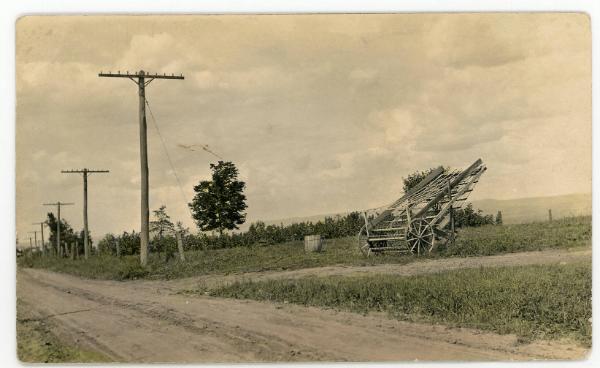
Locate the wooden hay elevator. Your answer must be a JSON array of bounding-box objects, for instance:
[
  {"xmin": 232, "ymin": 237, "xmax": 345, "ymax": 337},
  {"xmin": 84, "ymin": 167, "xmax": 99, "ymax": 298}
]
[{"xmin": 358, "ymin": 159, "xmax": 487, "ymax": 256}]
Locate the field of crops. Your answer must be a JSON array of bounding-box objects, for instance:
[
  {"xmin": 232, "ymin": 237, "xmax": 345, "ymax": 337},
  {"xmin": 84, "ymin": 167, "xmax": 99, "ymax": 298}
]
[
  {"xmin": 18, "ymin": 216, "xmax": 591, "ymax": 280},
  {"xmin": 211, "ymin": 262, "xmax": 592, "ymax": 345}
]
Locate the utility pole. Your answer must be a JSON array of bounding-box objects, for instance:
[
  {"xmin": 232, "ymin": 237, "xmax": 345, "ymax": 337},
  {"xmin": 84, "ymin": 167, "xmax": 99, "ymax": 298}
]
[
  {"xmin": 62, "ymin": 169, "xmax": 109, "ymax": 259},
  {"xmin": 43, "ymin": 201, "xmax": 74, "ymax": 257},
  {"xmin": 28, "ymin": 231, "xmax": 39, "ymax": 250},
  {"xmin": 98, "ymin": 70, "xmax": 184, "ymax": 266},
  {"xmin": 32, "ymin": 221, "xmax": 46, "ymax": 255}
]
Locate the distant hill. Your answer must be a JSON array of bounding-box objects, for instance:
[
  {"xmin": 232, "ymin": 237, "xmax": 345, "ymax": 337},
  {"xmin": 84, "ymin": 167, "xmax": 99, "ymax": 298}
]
[
  {"xmin": 258, "ymin": 193, "xmax": 591, "ymax": 228},
  {"xmin": 471, "ymin": 193, "xmax": 591, "ymax": 224}
]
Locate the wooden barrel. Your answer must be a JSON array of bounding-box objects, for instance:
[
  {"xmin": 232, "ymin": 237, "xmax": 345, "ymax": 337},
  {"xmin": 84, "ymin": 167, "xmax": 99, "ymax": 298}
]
[{"xmin": 304, "ymin": 235, "xmax": 325, "ymax": 252}]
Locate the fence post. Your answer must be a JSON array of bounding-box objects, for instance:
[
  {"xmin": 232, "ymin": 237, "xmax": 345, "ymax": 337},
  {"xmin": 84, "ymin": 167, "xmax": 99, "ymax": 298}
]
[
  {"xmin": 70, "ymin": 242, "xmax": 75, "ymax": 260},
  {"xmin": 176, "ymin": 232, "xmax": 185, "ymax": 261}
]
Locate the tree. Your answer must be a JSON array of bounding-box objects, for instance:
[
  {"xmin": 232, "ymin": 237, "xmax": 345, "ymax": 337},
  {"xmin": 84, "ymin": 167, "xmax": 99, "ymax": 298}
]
[
  {"xmin": 402, "ymin": 167, "xmax": 446, "ymax": 193},
  {"xmin": 46, "ymin": 212, "xmax": 77, "ymax": 257},
  {"xmin": 454, "ymin": 203, "xmax": 495, "ymax": 228},
  {"xmin": 150, "ymin": 205, "xmax": 175, "ymax": 237},
  {"xmin": 150, "ymin": 205, "xmax": 175, "ymax": 260},
  {"xmin": 97, "ymin": 233, "xmax": 117, "ymax": 255},
  {"xmin": 119, "ymin": 230, "xmax": 141, "ymax": 255},
  {"xmin": 189, "ymin": 161, "xmax": 248, "ymax": 235},
  {"xmin": 495, "ymin": 210, "xmax": 503, "ymax": 225}
]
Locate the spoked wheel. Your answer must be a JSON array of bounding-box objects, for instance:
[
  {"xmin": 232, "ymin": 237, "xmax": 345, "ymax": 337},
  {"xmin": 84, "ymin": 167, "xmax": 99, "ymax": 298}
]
[
  {"xmin": 357, "ymin": 225, "xmax": 372, "ymax": 257},
  {"xmin": 406, "ymin": 218, "xmax": 435, "ymax": 255}
]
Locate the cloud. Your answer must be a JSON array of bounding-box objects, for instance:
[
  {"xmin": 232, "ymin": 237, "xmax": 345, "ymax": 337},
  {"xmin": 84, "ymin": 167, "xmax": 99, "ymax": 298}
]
[
  {"xmin": 15, "ymin": 14, "xmax": 591, "ymax": 241},
  {"xmin": 368, "ymin": 108, "xmax": 420, "ymax": 145},
  {"xmin": 349, "ymin": 68, "xmax": 378, "ymax": 81},
  {"xmin": 426, "ymin": 15, "xmax": 530, "ymax": 69}
]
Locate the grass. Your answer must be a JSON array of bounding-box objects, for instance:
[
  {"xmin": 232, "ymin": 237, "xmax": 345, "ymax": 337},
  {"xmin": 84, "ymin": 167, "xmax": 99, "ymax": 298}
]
[
  {"xmin": 18, "ymin": 216, "xmax": 591, "ymax": 280},
  {"xmin": 210, "ymin": 262, "xmax": 592, "ymax": 345},
  {"xmin": 17, "ymin": 236, "xmax": 418, "ymax": 280},
  {"xmin": 17, "ymin": 299, "xmax": 111, "ymax": 363},
  {"xmin": 441, "ymin": 216, "xmax": 591, "ymax": 257}
]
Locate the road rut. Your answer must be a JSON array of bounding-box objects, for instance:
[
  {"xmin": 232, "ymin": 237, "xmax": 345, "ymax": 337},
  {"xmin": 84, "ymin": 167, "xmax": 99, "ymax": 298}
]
[{"xmin": 17, "ymin": 247, "xmax": 590, "ymax": 362}]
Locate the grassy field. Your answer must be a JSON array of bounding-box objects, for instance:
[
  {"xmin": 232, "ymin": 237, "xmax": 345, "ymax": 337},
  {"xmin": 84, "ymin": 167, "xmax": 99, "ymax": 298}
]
[
  {"xmin": 440, "ymin": 216, "xmax": 591, "ymax": 257},
  {"xmin": 18, "ymin": 216, "xmax": 591, "ymax": 280},
  {"xmin": 211, "ymin": 262, "xmax": 592, "ymax": 345},
  {"xmin": 16, "ymin": 299, "xmax": 111, "ymax": 363}
]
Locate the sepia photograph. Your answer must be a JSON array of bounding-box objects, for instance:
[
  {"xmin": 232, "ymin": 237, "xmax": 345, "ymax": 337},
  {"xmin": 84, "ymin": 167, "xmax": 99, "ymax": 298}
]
[{"xmin": 14, "ymin": 12, "xmax": 592, "ymax": 363}]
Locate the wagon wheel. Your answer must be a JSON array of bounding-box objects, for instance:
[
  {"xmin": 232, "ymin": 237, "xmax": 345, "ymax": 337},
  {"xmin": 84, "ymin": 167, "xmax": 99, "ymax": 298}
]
[
  {"xmin": 357, "ymin": 225, "xmax": 372, "ymax": 257},
  {"xmin": 406, "ymin": 218, "xmax": 435, "ymax": 255}
]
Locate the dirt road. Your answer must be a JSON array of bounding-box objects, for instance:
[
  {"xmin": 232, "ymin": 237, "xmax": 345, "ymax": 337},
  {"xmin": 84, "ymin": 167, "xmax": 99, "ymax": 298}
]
[
  {"xmin": 17, "ymin": 248, "xmax": 590, "ymax": 363},
  {"xmin": 142, "ymin": 246, "xmax": 592, "ymax": 291}
]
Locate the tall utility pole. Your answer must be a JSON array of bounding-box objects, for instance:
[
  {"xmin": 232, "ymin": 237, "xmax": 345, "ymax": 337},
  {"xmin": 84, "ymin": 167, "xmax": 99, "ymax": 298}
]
[
  {"xmin": 98, "ymin": 70, "xmax": 184, "ymax": 266},
  {"xmin": 62, "ymin": 169, "xmax": 109, "ymax": 259},
  {"xmin": 32, "ymin": 222, "xmax": 46, "ymax": 254},
  {"xmin": 43, "ymin": 201, "xmax": 74, "ymax": 257}
]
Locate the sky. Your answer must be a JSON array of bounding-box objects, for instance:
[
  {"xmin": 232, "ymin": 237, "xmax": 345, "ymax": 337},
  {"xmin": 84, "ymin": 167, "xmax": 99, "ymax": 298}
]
[{"xmin": 16, "ymin": 13, "xmax": 591, "ymax": 243}]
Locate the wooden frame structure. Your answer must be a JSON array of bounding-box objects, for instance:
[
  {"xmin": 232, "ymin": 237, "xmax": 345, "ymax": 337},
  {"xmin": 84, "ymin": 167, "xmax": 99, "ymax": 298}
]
[{"xmin": 358, "ymin": 159, "xmax": 487, "ymax": 256}]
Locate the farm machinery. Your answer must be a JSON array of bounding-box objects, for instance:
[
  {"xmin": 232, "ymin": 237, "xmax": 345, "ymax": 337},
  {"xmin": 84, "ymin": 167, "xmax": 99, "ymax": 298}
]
[{"xmin": 358, "ymin": 159, "xmax": 487, "ymax": 256}]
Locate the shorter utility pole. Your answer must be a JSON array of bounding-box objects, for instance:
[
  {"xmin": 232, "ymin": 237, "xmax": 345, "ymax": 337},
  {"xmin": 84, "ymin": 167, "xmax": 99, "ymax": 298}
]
[
  {"xmin": 548, "ymin": 209, "xmax": 553, "ymax": 222},
  {"xmin": 32, "ymin": 222, "xmax": 46, "ymax": 255},
  {"xmin": 176, "ymin": 231, "xmax": 186, "ymax": 262},
  {"xmin": 62, "ymin": 169, "xmax": 109, "ymax": 260},
  {"xmin": 28, "ymin": 231, "xmax": 39, "ymax": 251},
  {"xmin": 43, "ymin": 201, "xmax": 74, "ymax": 257}
]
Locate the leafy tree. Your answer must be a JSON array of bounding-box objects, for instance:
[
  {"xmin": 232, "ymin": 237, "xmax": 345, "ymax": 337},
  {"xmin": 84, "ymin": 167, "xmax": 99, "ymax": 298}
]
[
  {"xmin": 97, "ymin": 233, "xmax": 117, "ymax": 255},
  {"xmin": 120, "ymin": 230, "xmax": 141, "ymax": 255},
  {"xmin": 46, "ymin": 212, "xmax": 77, "ymax": 256},
  {"xmin": 150, "ymin": 205, "xmax": 175, "ymax": 237},
  {"xmin": 454, "ymin": 203, "xmax": 495, "ymax": 228},
  {"xmin": 189, "ymin": 161, "xmax": 248, "ymax": 235},
  {"xmin": 495, "ymin": 211, "xmax": 503, "ymax": 225},
  {"xmin": 403, "ymin": 167, "xmax": 446, "ymax": 193},
  {"xmin": 98, "ymin": 231, "xmax": 140, "ymax": 256},
  {"xmin": 150, "ymin": 205, "xmax": 175, "ymax": 260}
]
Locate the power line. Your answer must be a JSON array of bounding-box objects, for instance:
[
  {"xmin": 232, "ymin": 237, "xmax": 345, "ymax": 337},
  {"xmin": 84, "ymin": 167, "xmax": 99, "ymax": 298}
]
[
  {"xmin": 178, "ymin": 143, "xmax": 224, "ymax": 160},
  {"xmin": 200, "ymin": 145, "xmax": 223, "ymax": 160},
  {"xmin": 144, "ymin": 97, "xmax": 193, "ymax": 216}
]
